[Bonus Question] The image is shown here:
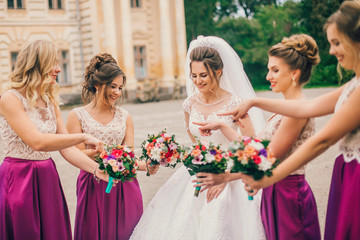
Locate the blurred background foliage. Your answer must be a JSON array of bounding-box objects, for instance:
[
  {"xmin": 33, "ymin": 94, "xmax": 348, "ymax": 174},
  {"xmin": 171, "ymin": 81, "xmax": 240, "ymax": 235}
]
[{"xmin": 184, "ymin": 0, "xmax": 353, "ymax": 90}]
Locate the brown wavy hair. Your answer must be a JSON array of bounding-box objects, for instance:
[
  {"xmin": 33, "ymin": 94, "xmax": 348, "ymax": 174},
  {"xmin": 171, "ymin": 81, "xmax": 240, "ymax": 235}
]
[{"xmin": 82, "ymin": 53, "xmax": 126, "ymax": 105}]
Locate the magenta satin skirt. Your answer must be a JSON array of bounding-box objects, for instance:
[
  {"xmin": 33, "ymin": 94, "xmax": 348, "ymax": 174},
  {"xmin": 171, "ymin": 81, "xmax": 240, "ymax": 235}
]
[
  {"xmin": 74, "ymin": 170, "xmax": 143, "ymax": 240},
  {"xmin": 261, "ymin": 174, "xmax": 321, "ymax": 240},
  {"xmin": 0, "ymin": 157, "xmax": 72, "ymax": 240},
  {"xmin": 325, "ymin": 154, "xmax": 360, "ymax": 240}
]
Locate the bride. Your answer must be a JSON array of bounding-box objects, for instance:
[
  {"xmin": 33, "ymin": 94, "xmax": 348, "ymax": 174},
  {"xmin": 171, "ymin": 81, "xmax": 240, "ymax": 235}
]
[{"xmin": 130, "ymin": 36, "xmax": 266, "ymax": 240}]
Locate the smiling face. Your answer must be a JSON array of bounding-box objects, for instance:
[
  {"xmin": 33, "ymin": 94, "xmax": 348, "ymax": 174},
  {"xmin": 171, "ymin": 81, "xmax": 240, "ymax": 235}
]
[
  {"xmin": 97, "ymin": 75, "xmax": 124, "ymax": 106},
  {"xmin": 327, "ymin": 23, "xmax": 358, "ymax": 71},
  {"xmin": 266, "ymin": 56, "xmax": 294, "ymax": 93},
  {"xmin": 190, "ymin": 61, "xmax": 219, "ymax": 94}
]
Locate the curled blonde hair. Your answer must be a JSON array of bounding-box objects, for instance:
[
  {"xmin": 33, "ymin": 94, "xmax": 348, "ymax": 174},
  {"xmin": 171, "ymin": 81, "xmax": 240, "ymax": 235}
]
[{"xmin": 9, "ymin": 39, "xmax": 60, "ymax": 107}]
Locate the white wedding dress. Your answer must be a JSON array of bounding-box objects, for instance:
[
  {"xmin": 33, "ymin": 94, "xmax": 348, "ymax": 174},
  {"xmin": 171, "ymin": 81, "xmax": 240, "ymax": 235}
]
[{"xmin": 130, "ymin": 94, "xmax": 266, "ymax": 240}]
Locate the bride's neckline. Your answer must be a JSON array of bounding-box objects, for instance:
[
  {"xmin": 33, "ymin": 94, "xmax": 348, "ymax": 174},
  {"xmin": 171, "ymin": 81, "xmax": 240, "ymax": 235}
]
[{"xmin": 194, "ymin": 93, "xmax": 231, "ymax": 106}]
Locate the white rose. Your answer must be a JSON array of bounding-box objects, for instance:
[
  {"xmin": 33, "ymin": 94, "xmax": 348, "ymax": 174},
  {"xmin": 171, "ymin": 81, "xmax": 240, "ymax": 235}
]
[
  {"xmin": 204, "ymin": 153, "xmax": 216, "ymax": 163},
  {"xmin": 151, "ymin": 148, "xmax": 162, "ymax": 161},
  {"xmin": 258, "ymin": 156, "xmax": 272, "ymax": 171},
  {"xmin": 249, "ymin": 140, "xmax": 264, "ymax": 151}
]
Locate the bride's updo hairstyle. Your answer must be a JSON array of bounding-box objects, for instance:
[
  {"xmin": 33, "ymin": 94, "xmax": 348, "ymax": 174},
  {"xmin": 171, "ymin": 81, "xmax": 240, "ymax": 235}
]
[
  {"xmin": 189, "ymin": 46, "xmax": 224, "ymax": 90},
  {"xmin": 82, "ymin": 53, "xmax": 126, "ymax": 105},
  {"xmin": 269, "ymin": 34, "xmax": 320, "ymax": 85}
]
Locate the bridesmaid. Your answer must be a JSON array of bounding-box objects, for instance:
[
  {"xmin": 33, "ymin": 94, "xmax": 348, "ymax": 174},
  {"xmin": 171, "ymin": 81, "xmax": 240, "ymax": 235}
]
[
  {"xmin": 221, "ymin": 1, "xmax": 360, "ymax": 239},
  {"xmin": 0, "ymin": 40, "xmax": 106, "ymax": 240},
  {"xmin": 66, "ymin": 53, "xmax": 158, "ymax": 240},
  {"xmin": 195, "ymin": 34, "xmax": 321, "ymax": 239}
]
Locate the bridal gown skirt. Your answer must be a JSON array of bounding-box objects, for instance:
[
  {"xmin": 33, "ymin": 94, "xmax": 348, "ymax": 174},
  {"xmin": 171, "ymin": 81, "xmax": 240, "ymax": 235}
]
[
  {"xmin": 324, "ymin": 155, "xmax": 360, "ymax": 240},
  {"xmin": 0, "ymin": 157, "xmax": 72, "ymax": 240},
  {"xmin": 130, "ymin": 166, "xmax": 266, "ymax": 240},
  {"xmin": 75, "ymin": 170, "xmax": 143, "ymax": 240},
  {"xmin": 261, "ymin": 175, "xmax": 320, "ymax": 240}
]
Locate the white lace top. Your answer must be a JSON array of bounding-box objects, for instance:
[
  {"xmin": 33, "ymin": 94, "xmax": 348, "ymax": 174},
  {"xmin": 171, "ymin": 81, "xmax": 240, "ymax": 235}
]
[
  {"xmin": 0, "ymin": 89, "xmax": 57, "ymax": 160},
  {"xmin": 183, "ymin": 94, "xmax": 241, "ymax": 146},
  {"xmin": 259, "ymin": 114, "xmax": 315, "ymax": 175},
  {"xmin": 73, "ymin": 106, "xmax": 128, "ymax": 146},
  {"xmin": 335, "ymin": 77, "xmax": 360, "ymax": 163}
]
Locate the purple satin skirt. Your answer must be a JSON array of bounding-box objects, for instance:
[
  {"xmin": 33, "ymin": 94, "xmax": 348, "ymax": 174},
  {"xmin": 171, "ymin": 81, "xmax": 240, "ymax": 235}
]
[
  {"xmin": 74, "ymin": 170, "xmax": 143, "ymax": 240},
  {"xmin": 0, "ymin": 157, "xmax": 72, "ymax": 240},
  {"xmin": 261, "ymin": 174, "xmax": 321, "ymax": 240},
  {"xmin": 324, "ymin": 154, "xmax": 360, "ymax": 240}
]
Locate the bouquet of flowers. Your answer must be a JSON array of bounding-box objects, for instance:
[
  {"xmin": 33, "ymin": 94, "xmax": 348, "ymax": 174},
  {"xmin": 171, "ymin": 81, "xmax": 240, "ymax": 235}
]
[
  {"xmin": 95, "ymin": 145, "xmax": 138, "ymax": 193},
  {"xmin": 228, "ymin": 136, "xmax": 280, "ymax": 200},
  {"xmin": 182, "ymin": 140, "xmax": 227, "ymax": 197},
  {"xmin": 140, "ymin": 129, "xmax": 181, "ymax": 176}
]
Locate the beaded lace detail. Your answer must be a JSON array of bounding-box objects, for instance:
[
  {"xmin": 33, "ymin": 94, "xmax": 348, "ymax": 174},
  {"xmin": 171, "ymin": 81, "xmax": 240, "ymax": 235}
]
[
  {"xmin": 259, "ymin": 114, "xmax": 315, "ymax": 175},
  {"xmin": 335, "ymin": 77, "xmax": 360, "ymax": 163},
  {"xmin": 183, "ymin": 94, "xmax": 241, "ymax": 145},
  {"xmin": 0, "ymin": 89, "xmax": 57, "ymax": 160},
  {"xmin": 73, "ymin": 106, "xmax": 128, "ymax": 146}
]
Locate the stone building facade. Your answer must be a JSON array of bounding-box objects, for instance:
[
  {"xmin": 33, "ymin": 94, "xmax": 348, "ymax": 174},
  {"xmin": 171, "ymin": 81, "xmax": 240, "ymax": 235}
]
[{"xmin": 0, "ymin": 0, "xmax": 187, "ymax": 103}]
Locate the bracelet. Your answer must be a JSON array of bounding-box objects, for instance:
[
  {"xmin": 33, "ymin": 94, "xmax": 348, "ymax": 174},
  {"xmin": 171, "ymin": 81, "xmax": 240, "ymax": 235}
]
[{"xmin": 93, "ymin": 167, "xmax": 100, "ymax": 183}]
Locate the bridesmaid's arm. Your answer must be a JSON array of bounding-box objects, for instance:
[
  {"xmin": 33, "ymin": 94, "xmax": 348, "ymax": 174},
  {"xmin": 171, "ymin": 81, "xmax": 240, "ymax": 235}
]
[
  {"xmin": 221, "ymin": 85, "xmax": 344, "ymax": 121},
  {"xmin": 66, "ymin": 110, "xmax": 99, "ymax": 159},
  {"xmin": 243, "ymin": 85, "xmax": 360, "ymax": 193},
  {"xmin": 53, "ymin": 104, "xmax": 108, "ymax": 181},
  {"xmin": 0, "ymin": 91, "xmax": 100, "ymax": 152}
]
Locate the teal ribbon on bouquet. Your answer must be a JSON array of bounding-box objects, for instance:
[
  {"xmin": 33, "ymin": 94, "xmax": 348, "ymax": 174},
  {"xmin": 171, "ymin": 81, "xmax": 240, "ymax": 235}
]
[{"xmin": 106, "ymin": 176, "xmax": 115, "ymax": 194}]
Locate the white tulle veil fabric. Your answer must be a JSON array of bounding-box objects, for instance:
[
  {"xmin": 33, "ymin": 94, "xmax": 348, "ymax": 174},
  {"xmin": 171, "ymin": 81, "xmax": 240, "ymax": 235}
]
[{"xmin": 185, "ymin": 36, "xmax": 266, "ymax": 135}]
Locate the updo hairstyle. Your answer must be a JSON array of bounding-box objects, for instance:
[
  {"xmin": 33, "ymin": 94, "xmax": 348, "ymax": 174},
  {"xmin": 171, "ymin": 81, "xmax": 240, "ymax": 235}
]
[
  {"xmin": 82, "ymin": 53, "xmax": 126, "ymax": 105},
  {"xmin": 268, "ymin": 34, "xmax": 320, "ymax": 85},
  {"xmin": 190, "ymin": 47, "xmax": 224, "ymax": 89}
]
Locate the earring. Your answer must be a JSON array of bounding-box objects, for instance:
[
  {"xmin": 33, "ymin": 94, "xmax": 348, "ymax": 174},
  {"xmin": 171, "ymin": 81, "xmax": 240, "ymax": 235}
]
[{"xmin": 292, "ymin": 77, "xmax": 297, "ymax": 87}]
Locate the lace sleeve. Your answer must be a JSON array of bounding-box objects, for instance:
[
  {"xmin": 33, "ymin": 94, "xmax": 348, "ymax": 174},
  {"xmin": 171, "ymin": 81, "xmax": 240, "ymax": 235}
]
[
  {"xmin": 183, "ymin": 96, "xmax": 193, "ymax": 131},
  {"xmin": 226, "ymin": 95, "xmax": 243, "ymax": 111}
]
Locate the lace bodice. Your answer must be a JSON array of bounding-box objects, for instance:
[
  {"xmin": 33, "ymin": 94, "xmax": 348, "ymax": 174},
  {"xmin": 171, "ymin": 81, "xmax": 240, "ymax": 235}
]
[
  {"xmin": 335, "ymin": 77, "xmax": 360, "ymax": 163},
  {"xmin": 259, "ymin": 114, "xmax": 315, "ymax": 175},
  {"xmin": 0, "ymin": 89, "xmax": 57, "ymax": 160},
  {"xmin": 183, "ymin": 94, "xmax": 242, "ymax": 147},
  {"xmin": 73, "ymin": 106, "xmax": 128, "ymax": 146}
]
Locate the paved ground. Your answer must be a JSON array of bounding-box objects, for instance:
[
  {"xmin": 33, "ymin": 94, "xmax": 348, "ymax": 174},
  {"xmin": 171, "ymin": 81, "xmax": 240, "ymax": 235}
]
[{"xmin": 0, "ymin": 87, "xmax": 338, "ymax": 238}]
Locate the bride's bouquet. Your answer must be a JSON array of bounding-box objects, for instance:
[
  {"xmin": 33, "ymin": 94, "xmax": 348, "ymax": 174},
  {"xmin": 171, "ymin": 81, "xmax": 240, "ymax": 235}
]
[
  {"xmin": 95, "ymin": 145, "xmax": 138, "ymax": 193},
  {"xmin": 182, "ymin": 140, "xmax": 227, "ymax": 197},
  {"xmin": 140, "ymin": 129, "xmax": 181, "ymax": 176},
  {"xmin": 228, "ymin": 136, "xmax": 280, "ymax": 200}
]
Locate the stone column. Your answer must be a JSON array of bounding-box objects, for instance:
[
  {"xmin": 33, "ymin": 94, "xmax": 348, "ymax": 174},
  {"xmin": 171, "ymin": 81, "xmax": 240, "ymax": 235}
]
[
  {"xmin": 118, "ymin": 0, "xmax": 136, "ymax": 99},
  {"xmin": 101, "ymin": 0, "xmax": 119, "ymax": 59},
  {"xmin": 174, "ymin": 0, "xmax": 187, "ymax": 87},
  {"xmin": 159, "ymin": 0, "xmax": 175, "ymax": 91}
]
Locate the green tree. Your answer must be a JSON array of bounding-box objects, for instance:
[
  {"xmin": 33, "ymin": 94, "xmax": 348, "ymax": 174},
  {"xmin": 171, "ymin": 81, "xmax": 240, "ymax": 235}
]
[{"xmin": 184, "ymin": 0, "xmax": 217, "ymax": 45}]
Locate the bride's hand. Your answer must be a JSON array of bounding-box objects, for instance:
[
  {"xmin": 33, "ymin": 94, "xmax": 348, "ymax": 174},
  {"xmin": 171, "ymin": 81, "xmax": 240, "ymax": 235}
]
[
  {"xmin": 206, "ymin": 183, "xmax": 226, "ymax": 203},
  {"xmin": 193, "ymin": 121, "xmax": 224, "ymax": 136},
  {"xmin": 217, "ymin": 99, "xmax": 253, "ymax": 123},
  {"xmin": 193, "ymin": 172, "xmax": 229, "ymax": 191}
]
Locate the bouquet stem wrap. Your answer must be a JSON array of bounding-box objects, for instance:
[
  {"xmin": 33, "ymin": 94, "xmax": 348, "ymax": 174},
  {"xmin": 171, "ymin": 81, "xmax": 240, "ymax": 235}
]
[{"xmin": 106, "ymin": 176, "xmax": 115, "ymax": 194}]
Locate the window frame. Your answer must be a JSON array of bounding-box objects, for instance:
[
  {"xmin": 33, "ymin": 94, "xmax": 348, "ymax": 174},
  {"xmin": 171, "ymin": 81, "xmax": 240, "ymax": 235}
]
[
  {"xmin": 7, "ymin": 0, "xmax": 25, "ymax": 9},
  {"xmin": 134, "ymin": 45, "xmax": 148, "ymax": 81}
]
